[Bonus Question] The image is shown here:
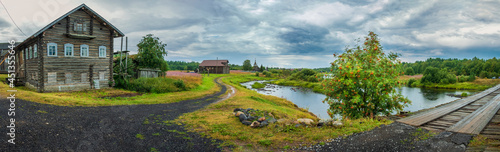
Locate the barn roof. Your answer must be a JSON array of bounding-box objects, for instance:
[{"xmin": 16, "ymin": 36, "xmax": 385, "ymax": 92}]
[
  {"xmin": 16, "ymin": 3, "xmax": 124, "ymax": 49},
  {"xmin": 199, "ymin": 60, "xmax": 229, "ymax": 67}
]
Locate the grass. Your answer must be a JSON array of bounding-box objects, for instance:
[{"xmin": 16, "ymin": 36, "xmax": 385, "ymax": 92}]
[
  {"xmin": 177, "ymin": 73, "xmax": 392, "ymax": 151},
  {"xmin": 469, "ymin": 135, "xmax": 497, "ymax": 146},
  {"xmin": 0, "ymin": 74, "xmax": 223, "ymax": 106},
  {"xmin": 402, "ymin": 75, "xmax": 500, "ymax": 90},
  {"xmin": 270, "ymin": 79, "xmax": 323, "ymax": 93},
  {"xmin": 136, "ymin": 134, "xmax": 145, "ymax": 140},
  {"xmin": 251, "ymin": 82, "xmax": 265, "ymax": 89}
]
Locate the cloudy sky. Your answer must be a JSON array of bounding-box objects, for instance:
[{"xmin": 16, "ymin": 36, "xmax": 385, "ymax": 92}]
[{"xmin": 1, "ymin": 0, "xmax": 499, "ymax": 68}]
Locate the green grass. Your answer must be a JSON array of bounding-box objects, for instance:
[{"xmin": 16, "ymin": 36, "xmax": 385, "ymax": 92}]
[
  {"xmin": 251, "ymin": 82, "xmax": 266, "ymax": 89},
  {"xmin": 270, "ymin": 79, "xmax": 323, "ymax": 93},
  {"xmin": 136, "ymin": 134, "xmax": 145, "ymax": 140},
  {"xmin": 0, "ymin": 74, "xmax": 223, "ymax": 106}
]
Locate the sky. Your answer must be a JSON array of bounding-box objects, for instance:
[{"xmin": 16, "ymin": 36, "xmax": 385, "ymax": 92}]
[{"xmin": 1, "ymin": 0, "xmax": 499, "ymax": 68}]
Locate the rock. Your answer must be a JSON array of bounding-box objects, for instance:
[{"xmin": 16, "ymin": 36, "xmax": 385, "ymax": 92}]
[
  {"xmin": 297, "ymin": 118, "xmax": 314, "ymax": 125},
  {"xmin": 250, "ymin": 121, "xmax": 261, "ymax": 128},
  {"xmin": 239, "ymin": 113, "xmax": 247, "ymax": 122},
  {"xmin": 247, "ymin": 116, "xmax": 257, "ymax": 121},
  {"xmin": 293, "ymin": 121, "xmax": 299, "ymax": 124},
  {"xmin": 242, "ymin": 120, "xmax": 252, "ymax": 126},
  {"xmin": 295, "ymin": 124, "xmax": 303, "ymax": 128},
  {"xmin": 332, "ymin": 121, "xmax": 343, "ymax": 126},
  {"xmin": 268, "ymin": 113, "xmax": 274, "ymax": 118},
  {"xmin": 268, "ymin": 118, "xmax": 277, "ymax": 124},
  {"xmin": 235, "ymin": 111, "xmax": 244, "ymax": 117},
  {"xmin": 233, "ymin": 108, "xmax": 243, "ymax": 112},
  {"xmin": 277, "ymin": 119, "xmax": 287, "ymax": 124},
  {"xmin": 258, "ymin": 117, "xmax": 266, "ymax": 122},
  {"xmin": 259, "ymin": 120, "xmax": 269, "ymax": 127}
]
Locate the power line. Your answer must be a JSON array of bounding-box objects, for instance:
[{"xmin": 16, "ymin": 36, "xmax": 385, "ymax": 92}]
[{"xmin": 0, "ymin": 0, "xmax": 27, "ymax": 37}]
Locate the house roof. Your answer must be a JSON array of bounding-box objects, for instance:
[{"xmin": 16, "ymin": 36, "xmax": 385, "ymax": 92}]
[
  {"xmin": 15, "ymin": 3, "xmax": 124, "ymax": 49},
  {"xmin": 199, "ymin": 60, "xmax": 229, "ymax": 67}
]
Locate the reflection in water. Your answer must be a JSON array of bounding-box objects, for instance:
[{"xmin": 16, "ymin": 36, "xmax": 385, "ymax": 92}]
[{"xmin": 242, "ymin": 81, "xmax": 476, "ymax": 120}]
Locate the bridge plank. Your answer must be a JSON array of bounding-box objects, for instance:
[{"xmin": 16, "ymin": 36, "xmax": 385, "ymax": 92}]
[
  {"xmin": 447, "ymin": 94, "xmax": 500, "ymax": 134},
  {"xmin": 397, "ymin": 84, "xmax": 500, "ymax": 126}
]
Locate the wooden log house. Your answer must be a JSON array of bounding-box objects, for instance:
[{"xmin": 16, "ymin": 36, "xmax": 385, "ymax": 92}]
[
  {"xmin": 14, "ymin": 4, "xmax": 124, "ymax": 92},
  {"xmin": 199, "ymin": 60, "xmax": 230, "ymax": 74}
]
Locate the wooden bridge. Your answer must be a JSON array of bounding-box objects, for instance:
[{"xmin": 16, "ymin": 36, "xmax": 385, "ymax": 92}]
[{"xmin": 397, "ymin": 84, "xmax": 500, "ymax": 139}]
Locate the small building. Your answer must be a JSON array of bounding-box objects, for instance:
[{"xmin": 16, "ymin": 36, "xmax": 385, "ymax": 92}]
[
  {"xmin": 252, "ymin": 59, "xmax": 260, "ymax": 71},
  {"xmin": 13, "ymin": 4, "xmax": 124, "ymax": 92},
  {"xmin": 199, "ymin": 60, "xmax": 230, "ymax": 74},
  {"xmin": 0, "ymin": 42, "xmax": 20, "ymax": 74}
]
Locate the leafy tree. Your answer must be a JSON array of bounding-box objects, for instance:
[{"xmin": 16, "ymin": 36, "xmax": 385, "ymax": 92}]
[
  {"xmin": 137, "ymin": 34, "xmax": 168, "ymax": 72},
  {"xmin": 243, "ymin": 59, "xmax": 252, "ymax": 71},
  {"xmin": 259, "ymin": 64, "xmax": 265, "ymax": 72},
  {"xmin": 322, "ymin": 32, "xmax": 410, "ymax": 119},
  {"xmin": 405, "ymin": 67, "xmax": 414, "ymax": 76}
]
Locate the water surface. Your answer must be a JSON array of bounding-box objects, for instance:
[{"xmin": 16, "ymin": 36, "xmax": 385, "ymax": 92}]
[{"xmin": 241, "ymin": 81, "xmax": 476, "ymax": 120}]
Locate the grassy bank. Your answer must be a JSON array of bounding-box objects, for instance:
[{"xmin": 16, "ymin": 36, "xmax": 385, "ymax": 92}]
[
  {"xmin": 269, "ymin": 79, "xmax": 323, "ymax": 93},
  {"xmin": 178, "ymin": 74, "xmax": 391, "ymax": 151},
  {"xmin": 0, "ymin": 74, "xmax": 222, "ymax": 106},
  {"xmin": 401, "ymin": 75, "xmax": 500, "ymax": 90}
]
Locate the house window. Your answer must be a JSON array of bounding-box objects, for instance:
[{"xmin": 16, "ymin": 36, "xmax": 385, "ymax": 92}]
[
  {"xmin": 80, "ymin": 44, "xmax": 89, "ymax": 57},
  {"xmin": 29, "ymin": 46, "xmax": 32, "ymax": 59},
  {"xmin": 76, "ymin": 23, "xmax": 83, "ymax": 31},
  {"xmin": 47, "ymin": 43, "xmax": 57, "ymax": 57},
  {"xmin": 34, "ymin": 44, "xmax": 37, "ymax": 58},
  {"xmin": 99, "ymin": 71, "xmax": 105, "ymax": 80},
  {"xmin": 25, "ymin": 48, "xmax": 28, "ymax": 59},
  {"xmin": 48, "ymin": 72, "xmax": 57, "ymax": 83},
  {"xmin": 64, "ymin": 43, "xmax": 74, "ymax": 56},
  {"xmin": 99, "ymin": 46, "xmax": 106, "ymax": 57}
]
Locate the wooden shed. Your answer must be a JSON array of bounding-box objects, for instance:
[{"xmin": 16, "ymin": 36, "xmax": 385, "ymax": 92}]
[
  {"xmin": 199, "ymin": 60, "xmax": 230, "ymax": 74},
  {"xmin": 13, "ymin": 3, "xmax": 124, "ymax": 92}
]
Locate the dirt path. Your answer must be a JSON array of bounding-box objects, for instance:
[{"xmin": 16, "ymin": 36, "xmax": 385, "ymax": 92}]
[{"xmin": 0, "ymin": 78, "xmax": 228, "ymax": 151}]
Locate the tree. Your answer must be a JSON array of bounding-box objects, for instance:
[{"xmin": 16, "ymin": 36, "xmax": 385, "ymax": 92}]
[
  {"xmin": 259, "ymin": 64, "xmax": 265, "ymax": 72},
  {"xmin": 243, "ymin": 59, "xmax": 252, "ymax": 71},
  {"xmin": 405, "ymin": 67, "xmax": 414, "ymax": 76},
  {"xmin": 137, "ymin": 34, "xmax": 168, "ymax": 72},
  {"xmin": 322, "ymin": 32, "xmax": 410, "ymax": 119}
]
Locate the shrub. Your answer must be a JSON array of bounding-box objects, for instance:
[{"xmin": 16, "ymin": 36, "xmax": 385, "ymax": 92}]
[
  {"xmin": 407, "ymin": 78, "xmax": 417, "ymax": 87},
  {"xmin": 255, "ymin": 72, "xmax": 259, "ymax": 76},
  {"xmin": 174, "ymin": 79, "xmax": 186, "ymax": 90},
  {"xmin": 461, "ymin": 92, "xmax": 468, "ymax": 97},
  {"xmin": 127, "ymin": 77, "xmax": 191, "ymax": 93},
  {"xmin": 251, "ymin": 82, "xmax": 266, "ymax": 89}
]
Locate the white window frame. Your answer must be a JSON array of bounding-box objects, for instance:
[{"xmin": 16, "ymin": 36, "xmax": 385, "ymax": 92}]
[
  {"xmin": 33, "ymin": 44, "xmax": 37, "ymax": 58},
  {"xmin": 29, "ymin": 46, "xmax": 32, "ymax": 59},
  {"xmin": 80, "ymin": 44, "xmax": 89, "ymax": 57},
  {"xmin": 47, "ymin": 43, "xmax": 57, "ymax": 57},
  {"xmin": 64, "ymin": 43, "xmax": 74, "ymax": 57},
  {"xmin": 99, "ymin": 46, "xmax": 106, "ymax": 58}
]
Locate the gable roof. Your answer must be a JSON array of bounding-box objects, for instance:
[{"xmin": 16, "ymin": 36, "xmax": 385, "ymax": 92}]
[
  {"xmin": 16, "ymin": 3, "xmax": 124, "ymax": 49},
  {"xmin": 199, "ymin": 60, "xmax": 229, "ymax": 67}
]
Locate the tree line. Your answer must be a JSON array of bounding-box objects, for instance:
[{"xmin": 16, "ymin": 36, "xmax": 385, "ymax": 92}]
[{"xmin": 403, "ymin": 57, "xmax": 500, "ymax": 78}]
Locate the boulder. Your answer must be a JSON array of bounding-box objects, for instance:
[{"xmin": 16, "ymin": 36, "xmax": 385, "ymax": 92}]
[
  {"xmin": 242, "ymin": 120, "xmax": 252, "ymax": 126},
  {"xmin": 259, "ymin": 120, "xmax": 269, "ymax": 127},
  {"xmin": 239, "ymin": 113, "xmax": 247, "ymax": 122},
  {"xmin": 332, "ymin": 121, "xmax": 343, "ymax": 126},
  {"xmin": 235, "ymin": 111, "xmax": 244, "ymax": 117},
  {"xmin": 297, "ymin": 118, "xmax": 314, "ymax": 125},
  {"xmin": 233, "ymin": 108, "xmax": 243, "ymax": 112},
  {"xmin": 247, "ymin": 116, "xmax": 257, "ymax": 121},
  {"xmin": 267, "ymin": 118, "xmax": 277, "ymax": 124},
  {"xmin": 258, "ymin": 117, "xmax": 266, "ymax": 122},
  {"xmin": 250, "ymin": 121, "xmax": 261, "ymax": 128}
]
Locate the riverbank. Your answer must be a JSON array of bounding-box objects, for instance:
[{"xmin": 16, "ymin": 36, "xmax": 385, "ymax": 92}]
[
  {"xmin": 178, "ymin": 74, "xmax": 391, "ymax": 151},
  {"xmin": 404, "ymin": 75, "xmax": 500, "ymax": 90}
]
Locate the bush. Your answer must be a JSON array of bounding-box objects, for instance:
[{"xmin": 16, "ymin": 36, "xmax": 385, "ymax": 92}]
[
  {"xmin": 407, "ymin": 78, "xmax": 417, "ymax": 87},
  {"xmin": 461, "ymin": 92, "xmax": 468, "ymax": 97},
  {"xmin": 255, "ymin": 72, "xmax": 260, "ymax": 76},
  {"xmin": 127, "ymin": 77, "xmax": 189, "ymax": 93},
  {"xmin": 262, "ymin": 71, "xmax": 271, "ymax": 77},
  {"xmin": 251, "ymin": 82, "xmax": 266, "ymax": 89}
]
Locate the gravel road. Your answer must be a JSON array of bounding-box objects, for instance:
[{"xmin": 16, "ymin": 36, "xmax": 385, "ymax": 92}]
[{"xmin": 0, "ymin": 78, "xmax": 227, "ymax": 152}]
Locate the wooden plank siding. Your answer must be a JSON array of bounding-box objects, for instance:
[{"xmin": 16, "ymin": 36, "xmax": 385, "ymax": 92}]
[
  {"xmin": 41, "ymin": 9, "xmax": 112, "ymax": 91},
  {"xmin": 13, "ymin": 4, "xmax": 123, "ymax": 92}
]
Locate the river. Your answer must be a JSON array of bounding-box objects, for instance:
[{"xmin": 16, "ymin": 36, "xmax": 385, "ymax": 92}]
[{"xmin": 240, "ymin": 81, "xmax": 476, "ymax": 120}]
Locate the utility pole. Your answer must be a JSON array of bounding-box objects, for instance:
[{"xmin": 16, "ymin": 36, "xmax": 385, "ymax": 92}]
[
  {"xmin": 125, "ymin": 37, "xmax": 128, "ymax": 76},
  {"xmin": 120, "ymin": 37, "xmax": 123, "ymax": 74}
]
